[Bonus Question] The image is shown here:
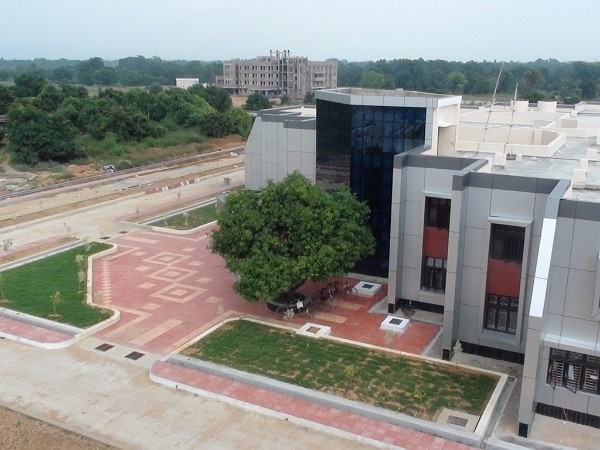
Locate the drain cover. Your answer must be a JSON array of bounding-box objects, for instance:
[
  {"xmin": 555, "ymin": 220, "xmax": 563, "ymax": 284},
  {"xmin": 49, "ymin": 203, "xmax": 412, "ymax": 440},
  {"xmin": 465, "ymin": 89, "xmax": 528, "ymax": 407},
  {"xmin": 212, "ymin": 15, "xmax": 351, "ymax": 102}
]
[
  {"xmin": 95, "ymin": 343, "xmax": 114, "ymax": 352},
  {"xmin": 447, "ymin": 415, "xmax": 469, "ymax": 427},
  {"xmin": 125, "ymin": 351, "xmax": 145, "ymax": 361}
]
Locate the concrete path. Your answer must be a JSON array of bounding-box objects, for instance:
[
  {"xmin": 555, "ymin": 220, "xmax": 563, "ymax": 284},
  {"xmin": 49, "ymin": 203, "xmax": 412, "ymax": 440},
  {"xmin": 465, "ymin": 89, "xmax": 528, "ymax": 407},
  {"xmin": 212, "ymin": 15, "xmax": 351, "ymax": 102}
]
[{"xmin": 0, "ymin": 337, "xmax": 372, "ymax": 450}]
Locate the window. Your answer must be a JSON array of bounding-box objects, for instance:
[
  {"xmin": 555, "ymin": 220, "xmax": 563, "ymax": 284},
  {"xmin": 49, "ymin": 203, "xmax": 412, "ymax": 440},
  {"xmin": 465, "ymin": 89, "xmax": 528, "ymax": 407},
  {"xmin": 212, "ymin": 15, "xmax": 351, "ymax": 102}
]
[
  {"xmin": 421, "ymin": 257, "xmax": 447, "ymax": 292},
  {"xmin": 484, "ymin": 294, "xmax": 519, "ymax": 334},
  {"xmin": 490, "ymin": 224, "xmax": 524, "ymax": 262},
  {"xmin": 425, "ymin": 197, "xmax": 450, "ymax": 229},
  {"xmin": 547, "ymin": 349, "xmax": 600, "ymax": 394}
]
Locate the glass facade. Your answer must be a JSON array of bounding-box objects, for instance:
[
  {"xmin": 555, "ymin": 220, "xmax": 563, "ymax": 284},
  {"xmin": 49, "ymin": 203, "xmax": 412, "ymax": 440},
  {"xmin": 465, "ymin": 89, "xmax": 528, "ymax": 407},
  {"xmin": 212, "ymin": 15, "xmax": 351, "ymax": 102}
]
[{"xmin": 316, "ymin": 99, "xmax": 426, "ymax": 276}]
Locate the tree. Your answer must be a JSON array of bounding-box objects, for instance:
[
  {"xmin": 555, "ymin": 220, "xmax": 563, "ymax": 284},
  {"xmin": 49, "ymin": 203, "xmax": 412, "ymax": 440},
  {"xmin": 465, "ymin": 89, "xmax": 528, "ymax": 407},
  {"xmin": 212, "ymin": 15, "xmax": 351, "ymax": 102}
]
[
  {"xmin": 359, "ymin": 70, "xmax": 394, "ymax": 89},
  {"xmin": 209, "ymin": 172, "xmax": 375, "ymax": 302},
  {"xmin": 225, "ymin": 108, "xmax": 252, "ymax": 138},
  {"xmin": 303, "ymin": 91, "xmax": 315, "ymax": 104},
  {"xmin": 447, "ymin": 70, "xmax": 466, "ymax": 94},
  {"xmin": 11, "ymin": 74, "xmax": 46, "ymax": 98},
  {"xmin": 0, "ymin": 85, "xmax": 15, "ymax": 114},
  {"xmin": 200, "ymin": 111, "xmax": 235, "ymax": 137},
  {"xmin": 189, "ymin": 85, "xmax": 232, "ymax": 112},
  {"xmin": 243, "ymin": 92, "xmax": 271, "ymax": 111},
  {"xmin": 7, "ymin": 103, "xmax": 78, "ymax": 165},
  {"xmin": 49, "ymin": 291, "xmax": 62, "ymax": 318}
]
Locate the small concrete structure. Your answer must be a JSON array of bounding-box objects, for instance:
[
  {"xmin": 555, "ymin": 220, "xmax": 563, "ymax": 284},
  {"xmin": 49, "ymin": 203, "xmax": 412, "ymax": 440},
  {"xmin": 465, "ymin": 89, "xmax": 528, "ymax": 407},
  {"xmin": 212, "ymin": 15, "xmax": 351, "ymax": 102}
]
[
  {"xmin": 354, "ymin": 280, "xmax": 382, "ymax": 298},
  {"xmin": 296, "ymin": 322, "xmax": 331, "ymax": 338},
  {"xmin": 380, "ymin": 315, "xmax": 410, "ymax": 334},
  {"xmin": 175, "ymin": 78, "xmax": 199, "ymax": 89},
  {"xmin": 436, "ymin": 408, "xmax": 479, "ymax": 433}
]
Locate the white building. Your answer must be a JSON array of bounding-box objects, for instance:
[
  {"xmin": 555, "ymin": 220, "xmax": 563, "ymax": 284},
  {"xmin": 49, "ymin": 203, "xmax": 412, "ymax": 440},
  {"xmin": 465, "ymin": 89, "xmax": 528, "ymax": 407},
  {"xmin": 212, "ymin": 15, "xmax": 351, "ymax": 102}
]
[{"xmin": 175, "ymin": 78, "xmax": 199, "ymax": 90}]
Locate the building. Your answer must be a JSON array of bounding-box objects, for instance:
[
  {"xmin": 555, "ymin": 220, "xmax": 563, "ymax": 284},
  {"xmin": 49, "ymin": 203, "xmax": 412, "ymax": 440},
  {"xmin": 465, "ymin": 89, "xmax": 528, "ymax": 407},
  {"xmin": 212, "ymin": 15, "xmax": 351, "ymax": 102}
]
[
  {"xmin": 175, "ymin": 78, "xmax": 199, "ymax": 89},
  {"xmin": 244, "ymin": 89, "xmax": 600, "ymax": 436},
  {"xmin": 215, "ymin": 50, "xmax": 337, "ymax": 100}
]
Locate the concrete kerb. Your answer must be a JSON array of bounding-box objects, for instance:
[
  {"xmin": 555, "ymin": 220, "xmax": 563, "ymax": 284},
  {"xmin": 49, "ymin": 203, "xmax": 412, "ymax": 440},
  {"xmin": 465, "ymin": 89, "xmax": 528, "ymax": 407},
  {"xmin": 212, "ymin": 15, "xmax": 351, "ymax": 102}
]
[
  {"xmin": 0, "ymin": 307, "xmax": 82, "ymax": 350},
  {"xmin": 154, "ymin": 317, "xmax": 508, "ymax": 448}
]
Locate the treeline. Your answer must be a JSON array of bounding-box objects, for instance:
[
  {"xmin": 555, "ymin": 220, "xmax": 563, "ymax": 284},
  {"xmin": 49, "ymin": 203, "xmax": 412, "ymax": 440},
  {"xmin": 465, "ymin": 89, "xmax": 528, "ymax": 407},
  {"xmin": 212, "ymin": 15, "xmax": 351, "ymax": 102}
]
[
  {"xmin": 2, "ymin": 56, "xmax": 600, "ymax": 103},
  {"xmin": 338, "ymin": 59, "xmax": 600, "ymax": 103},
  {"xmin": 1, "ymin": 75, "xmax": 251, "ymax": 165},
  {"xmin": 0, "ymin": 56, "xmax": 221, "ymax": 87}
]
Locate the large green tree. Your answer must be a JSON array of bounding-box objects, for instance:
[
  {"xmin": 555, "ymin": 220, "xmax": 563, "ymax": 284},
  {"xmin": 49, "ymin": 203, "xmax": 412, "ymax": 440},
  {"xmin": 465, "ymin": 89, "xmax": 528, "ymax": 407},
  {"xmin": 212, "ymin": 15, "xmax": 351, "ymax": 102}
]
[
  {"xmin": 209, "ymin": 172, "xmax": 375, "ymax": 302},
  {"xmin": 7, "ymin": 103, "xmax": 78, "ymax": 165},
  {"xmin": 243, "ymin": 92, "xmax": 271, "ymax": 111}
]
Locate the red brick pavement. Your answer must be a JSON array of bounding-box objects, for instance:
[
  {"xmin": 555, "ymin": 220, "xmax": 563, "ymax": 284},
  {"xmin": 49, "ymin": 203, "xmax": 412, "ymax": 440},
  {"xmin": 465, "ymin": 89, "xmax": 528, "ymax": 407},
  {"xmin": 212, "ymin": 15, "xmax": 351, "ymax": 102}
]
[{"xmin": 91, "ymin": 226, "xmax": 439, "ymax": 356}]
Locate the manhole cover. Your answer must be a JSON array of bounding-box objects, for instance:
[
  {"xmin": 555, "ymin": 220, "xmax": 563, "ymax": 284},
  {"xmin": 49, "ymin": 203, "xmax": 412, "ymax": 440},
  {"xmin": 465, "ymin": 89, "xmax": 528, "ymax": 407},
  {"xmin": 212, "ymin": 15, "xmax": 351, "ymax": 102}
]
[
  {"xmin": 95, "ymin": 343, "xmax": 114, "ymax": 352},
  {"xmin": 362, "ymin": 283, "xmax": 374, "ymax": 289},
  {"xmin": 447, "ymin": 415, "xmax": 469, "ymax": 427},
  {"xmin": 125, "ymin": 351, "xmax": 145, "ymax": 360},
  {"xmin": 389, "ymin": 318, "xmax": 403, "ymax": 325}
]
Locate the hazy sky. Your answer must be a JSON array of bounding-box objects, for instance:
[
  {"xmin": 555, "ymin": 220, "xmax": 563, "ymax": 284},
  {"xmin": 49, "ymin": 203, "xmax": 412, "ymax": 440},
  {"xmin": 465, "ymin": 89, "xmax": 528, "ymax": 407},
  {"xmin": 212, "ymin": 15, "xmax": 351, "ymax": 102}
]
[{"xmin": 2, "ymin": 0, "xmax": 599, "ymax": 62}]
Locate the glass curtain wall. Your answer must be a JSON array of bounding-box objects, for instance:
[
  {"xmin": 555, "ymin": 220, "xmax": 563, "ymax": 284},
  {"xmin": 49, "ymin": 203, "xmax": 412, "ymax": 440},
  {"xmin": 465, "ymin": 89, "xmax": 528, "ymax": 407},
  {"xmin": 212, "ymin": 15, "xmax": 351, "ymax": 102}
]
[{"xmin": 316, "ymin": 99, "xmax": 426, "ymax": 276}]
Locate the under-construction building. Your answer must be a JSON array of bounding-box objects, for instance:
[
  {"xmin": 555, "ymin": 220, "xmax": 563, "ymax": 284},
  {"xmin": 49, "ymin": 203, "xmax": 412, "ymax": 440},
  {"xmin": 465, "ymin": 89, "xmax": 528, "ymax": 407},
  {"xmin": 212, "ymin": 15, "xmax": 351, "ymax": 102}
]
[{"xmin": 215, "ymin": 50, "xmax": 337, "ymax": 100}]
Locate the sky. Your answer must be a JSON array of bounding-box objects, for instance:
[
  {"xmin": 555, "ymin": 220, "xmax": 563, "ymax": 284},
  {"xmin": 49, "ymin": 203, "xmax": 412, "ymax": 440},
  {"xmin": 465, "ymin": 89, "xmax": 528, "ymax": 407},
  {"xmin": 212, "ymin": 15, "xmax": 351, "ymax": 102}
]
[{"xmin": 1, "ymin": 0, "xmax": 599, "ymax": 63}]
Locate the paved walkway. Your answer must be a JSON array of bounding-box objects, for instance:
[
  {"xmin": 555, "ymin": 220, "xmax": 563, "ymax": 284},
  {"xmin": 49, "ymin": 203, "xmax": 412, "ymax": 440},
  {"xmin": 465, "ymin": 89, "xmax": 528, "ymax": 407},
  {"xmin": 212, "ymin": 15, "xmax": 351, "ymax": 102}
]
[{"xmin": 90, "ymin": 226, "xmax": 439, "ymax": 356}]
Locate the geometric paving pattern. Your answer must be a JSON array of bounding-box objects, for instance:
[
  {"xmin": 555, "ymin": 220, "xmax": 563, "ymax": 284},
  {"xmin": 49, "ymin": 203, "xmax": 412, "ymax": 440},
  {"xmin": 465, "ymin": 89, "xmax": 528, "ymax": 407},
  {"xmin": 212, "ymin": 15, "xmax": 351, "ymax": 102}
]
[
  {"xmin": 147, "ymin": 266, "xmax": 196, "ymax": 283},
  {"xmin": 91, "ymin": 228, "xmax": 439, "ymax": 358},
  {"xmin": 151, "ymin": 283, "xmax": 207, "ymax": 303},
  {"xmin": 143, "ymin": 252, "xmax": 189, "ymax": 266}
]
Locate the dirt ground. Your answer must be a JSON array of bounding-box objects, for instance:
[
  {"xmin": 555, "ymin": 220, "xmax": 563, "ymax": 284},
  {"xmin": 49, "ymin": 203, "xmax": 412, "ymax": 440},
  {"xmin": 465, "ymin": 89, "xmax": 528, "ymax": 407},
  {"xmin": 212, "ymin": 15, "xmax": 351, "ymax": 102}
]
[{"xmin": 0, "ymin": 405, "xmax": 115, "ymax": 450}]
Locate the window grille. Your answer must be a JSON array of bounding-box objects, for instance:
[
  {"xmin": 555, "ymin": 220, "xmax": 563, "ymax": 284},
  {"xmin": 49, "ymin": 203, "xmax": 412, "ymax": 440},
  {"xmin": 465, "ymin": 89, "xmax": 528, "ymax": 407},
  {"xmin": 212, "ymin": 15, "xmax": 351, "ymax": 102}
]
[
  {"xmin": 548, "ymin": 349, "xmax": 600, "ymax": 394},
  {"xmin": 484, "ymin": 294, "xmax": 518, "ymax": 334},
  {"xmin": 421, "ymin": 257, "xmax": 447, "ymax": 292}
]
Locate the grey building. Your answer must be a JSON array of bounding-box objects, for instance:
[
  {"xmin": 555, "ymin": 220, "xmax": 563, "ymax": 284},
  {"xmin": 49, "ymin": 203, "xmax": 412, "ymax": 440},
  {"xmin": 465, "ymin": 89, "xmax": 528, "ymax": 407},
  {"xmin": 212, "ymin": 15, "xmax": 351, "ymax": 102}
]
[
  {"xmin": 244, "ymin": 88, "xmax": 600, "ymax": 436},
  {"xmin": 215, "ymin": 50, "xmax": 337, "ymax": 100}
]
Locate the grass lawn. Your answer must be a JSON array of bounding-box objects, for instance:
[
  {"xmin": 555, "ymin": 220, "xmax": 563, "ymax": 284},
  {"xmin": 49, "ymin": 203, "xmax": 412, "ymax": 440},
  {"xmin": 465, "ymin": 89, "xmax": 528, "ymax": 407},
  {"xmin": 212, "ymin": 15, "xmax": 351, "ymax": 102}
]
[
  {"xmin": 148, "ymin": 203, "xmax": 217, "ymax": 230},
  {"xmin": 0, "ymin": 242, "xmax": 113, "ymax": 327},
  {"xmin": 181, "ymin": 320, "xmax": 499, "ymax": 420}
]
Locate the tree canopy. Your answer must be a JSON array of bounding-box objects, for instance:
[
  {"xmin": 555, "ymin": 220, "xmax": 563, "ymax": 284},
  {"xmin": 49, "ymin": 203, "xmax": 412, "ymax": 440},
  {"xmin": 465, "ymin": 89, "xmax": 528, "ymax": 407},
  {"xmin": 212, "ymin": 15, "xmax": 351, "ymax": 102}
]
[
  {"xmin": 4, "ymin": 83, "xmax": 250, "ymax": 165},
  {"xmin": 209, "ymin": 172, "xmax": 375, "ymax": 302},
  {"xmin": 243, "ymin": 92, "xmax": 272, "ymax": 111}
]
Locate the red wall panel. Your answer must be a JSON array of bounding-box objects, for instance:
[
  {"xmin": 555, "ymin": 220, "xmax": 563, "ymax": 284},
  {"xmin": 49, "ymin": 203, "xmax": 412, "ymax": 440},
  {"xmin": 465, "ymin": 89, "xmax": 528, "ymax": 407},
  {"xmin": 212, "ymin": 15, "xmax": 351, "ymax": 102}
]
[{"xmin": 423, "ymin": 227, "xmax": 449, "ymax": 259}]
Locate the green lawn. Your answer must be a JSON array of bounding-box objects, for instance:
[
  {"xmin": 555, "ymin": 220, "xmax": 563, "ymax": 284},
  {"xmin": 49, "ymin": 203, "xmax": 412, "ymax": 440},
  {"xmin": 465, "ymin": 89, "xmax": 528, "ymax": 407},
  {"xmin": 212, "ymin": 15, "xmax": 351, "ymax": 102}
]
[
  {"xmin": 0, "ymin": 242, "xmax": 113, "ymax": 327},
  {"xmin": 182, "ymin": 320, "xmax": 498, "ymax": 419},
  {"xmin": 148, "ymin": 203, "xmax": 217, "ymax": 230}
]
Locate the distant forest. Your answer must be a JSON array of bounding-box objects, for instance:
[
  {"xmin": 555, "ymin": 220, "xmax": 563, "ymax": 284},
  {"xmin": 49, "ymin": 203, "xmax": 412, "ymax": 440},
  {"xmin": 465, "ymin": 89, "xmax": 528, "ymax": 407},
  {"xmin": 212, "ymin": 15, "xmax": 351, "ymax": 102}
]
[{"xmin": 1, "ymin": 55, "xmax": 599, "ymax": 104}]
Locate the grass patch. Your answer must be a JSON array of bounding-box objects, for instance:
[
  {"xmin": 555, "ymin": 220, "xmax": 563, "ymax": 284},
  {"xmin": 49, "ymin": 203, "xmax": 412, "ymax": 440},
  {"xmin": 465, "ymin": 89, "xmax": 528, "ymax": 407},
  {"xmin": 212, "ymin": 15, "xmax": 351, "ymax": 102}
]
[
  {"xmin": 147, "ymin": 203, "xmax": 217, "ymax": 230},
  {"xmin": 0, "ymin": 242, "xmax": 112, "ymax": 327},
  {"xmin": 181, "ymin": 320, "xmax": 498, "ymax": 419}
]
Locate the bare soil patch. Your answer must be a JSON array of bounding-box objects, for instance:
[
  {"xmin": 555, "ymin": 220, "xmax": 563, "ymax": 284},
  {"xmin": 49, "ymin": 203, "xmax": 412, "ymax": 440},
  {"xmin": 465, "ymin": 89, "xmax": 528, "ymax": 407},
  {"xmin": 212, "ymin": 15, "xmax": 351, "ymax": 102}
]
[{"xmin": 0, "ymin": 405, "xmax": 114, "ymax": 450}]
